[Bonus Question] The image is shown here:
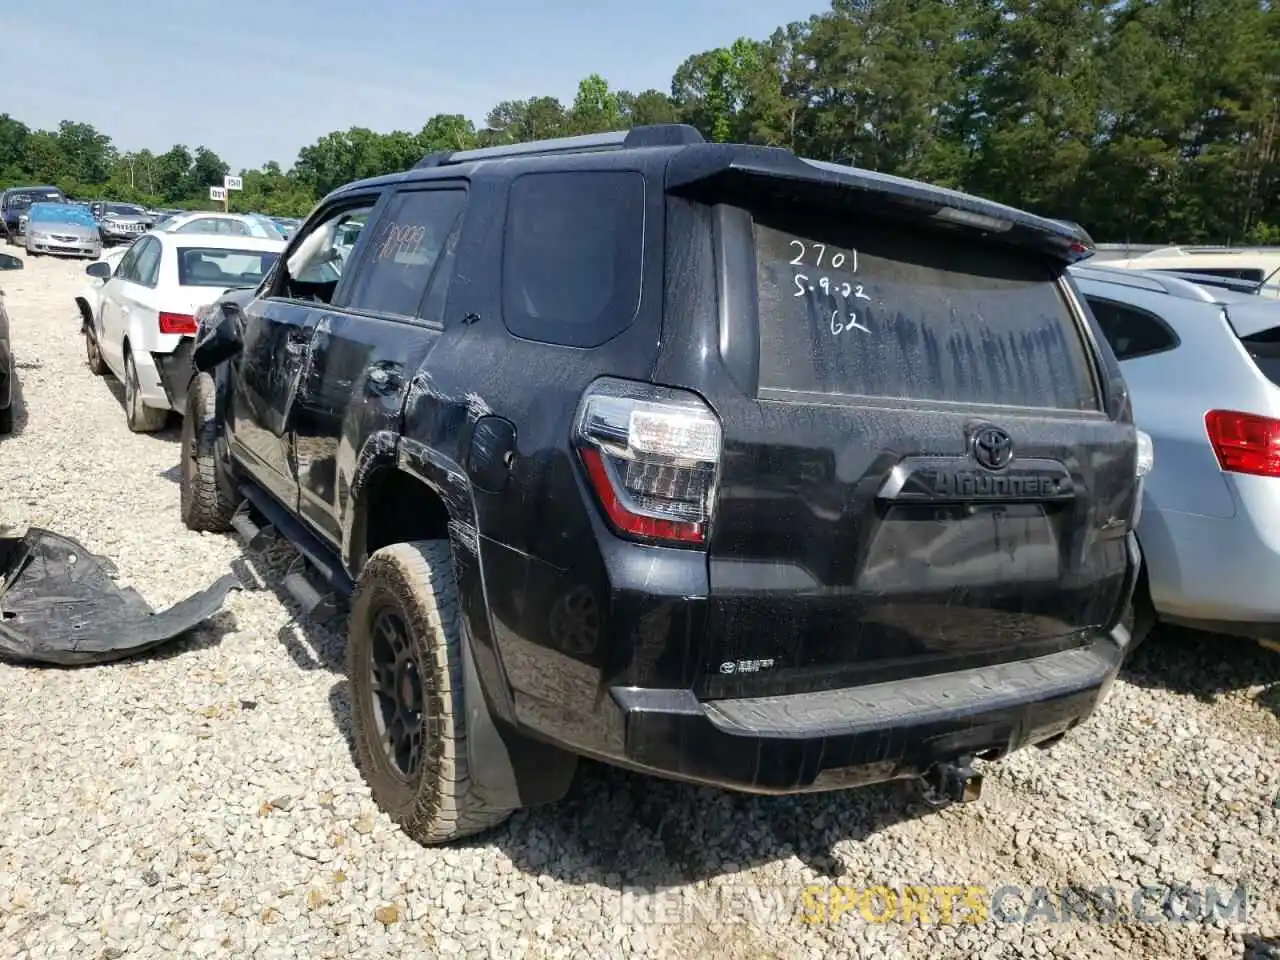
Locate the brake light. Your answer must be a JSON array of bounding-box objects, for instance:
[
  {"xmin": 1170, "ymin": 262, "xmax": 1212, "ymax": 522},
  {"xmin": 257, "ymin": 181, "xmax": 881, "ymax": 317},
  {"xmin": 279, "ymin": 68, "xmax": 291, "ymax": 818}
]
[
  {"xmin": 158, "ymin": 311, "xmax": 197, "ymax": 335},
  {"xmin": 1204, "ymin": 410, "xmax": 1280, "ymax": 478},
  {"xmin": 573, "ymin": 378, "xmax": 722, "ymax": 547}
]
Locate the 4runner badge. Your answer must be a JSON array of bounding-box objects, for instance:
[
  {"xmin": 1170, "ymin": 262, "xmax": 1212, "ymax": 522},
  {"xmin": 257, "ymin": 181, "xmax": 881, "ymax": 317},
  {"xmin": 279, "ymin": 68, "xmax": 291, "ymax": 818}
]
[{"xmin": 719, "ymin": 659, "xmax": 775, "ymax": 674}]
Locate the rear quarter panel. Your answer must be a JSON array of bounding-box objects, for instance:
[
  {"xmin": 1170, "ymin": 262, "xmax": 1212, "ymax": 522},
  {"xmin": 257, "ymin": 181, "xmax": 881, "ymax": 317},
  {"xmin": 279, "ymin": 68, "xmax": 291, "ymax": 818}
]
[{"xmin": 1074, "ymin": 280, "xmax": 1247, "ymax": 521}]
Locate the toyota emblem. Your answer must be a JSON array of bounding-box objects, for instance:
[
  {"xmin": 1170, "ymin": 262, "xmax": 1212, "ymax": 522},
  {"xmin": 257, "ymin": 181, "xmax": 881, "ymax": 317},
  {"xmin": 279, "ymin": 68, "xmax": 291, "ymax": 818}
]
[{"xmin": 972, "ymin": 426, "xmax": 1014, "ymax": 470}]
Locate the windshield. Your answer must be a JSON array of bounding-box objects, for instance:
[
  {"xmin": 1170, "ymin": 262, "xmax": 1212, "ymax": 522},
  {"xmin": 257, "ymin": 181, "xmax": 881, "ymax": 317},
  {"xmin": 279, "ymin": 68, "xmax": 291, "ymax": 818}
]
[
  {"xmin": 27, "ymin": 203, "xmax": 97, "ymax": 228},
  {"xmin": 7, "ymin": 189, "xmax": 63, "ymax": 210},
  {"xmin": 105, "ymin": 203, "xmax": 146, "ymax": 217},
  {"xmin": 177, "ymin": 247, "xmax": 280, "ymax": 287}
]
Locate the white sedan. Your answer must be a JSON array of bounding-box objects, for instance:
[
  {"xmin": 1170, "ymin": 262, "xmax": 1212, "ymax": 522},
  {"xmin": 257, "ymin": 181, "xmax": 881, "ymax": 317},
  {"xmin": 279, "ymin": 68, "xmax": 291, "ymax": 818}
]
[
  {"xmin": 156, "ymin": 211, "xmax": 287, "ymax": 241},
  {"xmin": 76, "ymin": 231, "xmax": 285, "ymax": 431}
]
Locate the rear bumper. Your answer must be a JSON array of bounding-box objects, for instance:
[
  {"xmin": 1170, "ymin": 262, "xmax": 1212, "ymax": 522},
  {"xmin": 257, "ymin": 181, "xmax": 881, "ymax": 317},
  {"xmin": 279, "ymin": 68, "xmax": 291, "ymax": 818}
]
[
  {"xmin": 604, "ymin": 632, "xmax": 1123, "ymax": 793},
  {"xmin": 1141, "ymin": 474, "xmax": 1280, "ymax": 635},
  {"xmin": 153, "ymin": 338, "xmax": 195, "ymax": 414}
]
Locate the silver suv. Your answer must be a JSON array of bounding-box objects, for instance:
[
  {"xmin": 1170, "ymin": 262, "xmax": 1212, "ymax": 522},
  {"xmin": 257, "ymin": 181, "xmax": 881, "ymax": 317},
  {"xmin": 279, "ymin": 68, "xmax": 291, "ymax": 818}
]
[{"xmin": 1070, "ymin": 263, "xmax": 1280, "ymax": 653}]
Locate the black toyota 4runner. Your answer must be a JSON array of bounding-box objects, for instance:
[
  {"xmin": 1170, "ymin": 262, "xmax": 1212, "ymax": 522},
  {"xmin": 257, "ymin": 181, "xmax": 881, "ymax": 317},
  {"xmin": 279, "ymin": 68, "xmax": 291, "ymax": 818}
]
[{"xmin": 180, "ymin": 124, "xmax": 1144, "ymax": 845}]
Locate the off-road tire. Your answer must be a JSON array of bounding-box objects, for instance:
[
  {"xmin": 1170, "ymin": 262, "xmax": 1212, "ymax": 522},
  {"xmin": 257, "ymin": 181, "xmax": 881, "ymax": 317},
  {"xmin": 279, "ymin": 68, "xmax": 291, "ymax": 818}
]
[
  {"xmin": 347, "ymin": 540, "xmax": 513, "ymax": 845},
  {"xmin": 123, "ymin": 350, "xmax": 168, "ymax": 433},
  {"xmin": 180, "ymin": 371, "xmax": 237, "ymax": 532},
  {"xmin": 0, "ymin": 404, "xmax": 12, "ymax": 436},
  {"xmin": 84, "ymin": 326, "xmax": 107, "ymax": 375}
]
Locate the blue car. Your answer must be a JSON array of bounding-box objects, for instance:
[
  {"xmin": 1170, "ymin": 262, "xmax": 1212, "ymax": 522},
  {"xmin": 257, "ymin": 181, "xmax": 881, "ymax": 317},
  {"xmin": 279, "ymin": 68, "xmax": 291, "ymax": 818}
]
[{"xmin": 23, "ymin": 202, "xmax": 102, "ymax": 258}]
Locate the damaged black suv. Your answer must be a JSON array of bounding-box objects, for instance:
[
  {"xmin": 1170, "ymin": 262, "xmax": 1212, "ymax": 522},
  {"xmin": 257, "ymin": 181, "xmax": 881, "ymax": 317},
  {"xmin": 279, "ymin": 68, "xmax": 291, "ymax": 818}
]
[{"xmin": 180, "ymin": 124, "xmax": 1145, "ymax": 845}]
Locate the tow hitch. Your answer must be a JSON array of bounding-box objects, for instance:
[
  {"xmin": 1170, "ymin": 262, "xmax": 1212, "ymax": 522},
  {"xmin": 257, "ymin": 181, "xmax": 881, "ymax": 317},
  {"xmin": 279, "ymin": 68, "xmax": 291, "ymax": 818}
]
[{"xmin": 918, "ymin": 755, "xmax": 984, "ymax": 808}]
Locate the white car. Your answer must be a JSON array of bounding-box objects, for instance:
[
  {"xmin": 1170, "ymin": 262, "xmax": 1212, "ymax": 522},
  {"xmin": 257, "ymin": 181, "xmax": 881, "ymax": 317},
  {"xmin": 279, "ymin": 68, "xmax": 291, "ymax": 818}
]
[
  {"xmin": 155, "ymin": 211, "xmax": 287, "ymax": 241},
  {"xmin": 77, "ymin": 232, "xmax": 285, "ymax": 431},
  {"xmin": 1108, "ymin": 246, "xmax": 1280, "ymax": 299}
]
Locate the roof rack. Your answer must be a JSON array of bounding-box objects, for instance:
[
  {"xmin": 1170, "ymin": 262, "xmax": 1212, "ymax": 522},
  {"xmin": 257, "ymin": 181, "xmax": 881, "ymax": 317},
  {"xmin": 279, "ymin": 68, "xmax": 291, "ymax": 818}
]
[{"xmin": 414, "ymin": 123, "xmax": 706, "ymax": 169}]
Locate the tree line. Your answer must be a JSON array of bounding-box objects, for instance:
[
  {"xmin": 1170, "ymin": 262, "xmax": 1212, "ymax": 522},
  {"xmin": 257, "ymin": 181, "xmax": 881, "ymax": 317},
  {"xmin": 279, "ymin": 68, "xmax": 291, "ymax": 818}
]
[{"xmin": 1, "ymin": 0, "xmax": 1276, "ymax": 243}]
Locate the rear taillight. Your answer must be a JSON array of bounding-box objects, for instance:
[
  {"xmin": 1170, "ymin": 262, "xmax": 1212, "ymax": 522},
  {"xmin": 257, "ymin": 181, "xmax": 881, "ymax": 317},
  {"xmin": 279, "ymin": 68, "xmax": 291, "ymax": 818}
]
[
  {"xmin": 573, "ymin": 378, "xmax": 722, "ymax": 547},
  {"xmin": 1204, "ymin": 410, "xmax": 1280, "ymax": 478},
  {"xmin": 158, "ymin": 311, "xmax": 197, "ymax": 335}
]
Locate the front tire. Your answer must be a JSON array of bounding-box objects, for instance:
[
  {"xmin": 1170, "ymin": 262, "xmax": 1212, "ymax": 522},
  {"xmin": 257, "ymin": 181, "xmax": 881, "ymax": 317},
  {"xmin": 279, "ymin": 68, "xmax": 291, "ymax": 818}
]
[
  {"xmin": 85, "ymin": 326, "xmax": 107, "ymax": 375},
  {"xmin": 0, "ymin": 404, "xmax": 12, "ymax": 436},
  {"xmin": 180, "ymin": 371, "xmax": 237, "ymax": 532},
  {"xmin": 123, "ymin": 351, "xmax": 168, "ymax": 433},
  {"xmin": 347, "ymin": 541, "xmax": 514, "ymax": 845}
]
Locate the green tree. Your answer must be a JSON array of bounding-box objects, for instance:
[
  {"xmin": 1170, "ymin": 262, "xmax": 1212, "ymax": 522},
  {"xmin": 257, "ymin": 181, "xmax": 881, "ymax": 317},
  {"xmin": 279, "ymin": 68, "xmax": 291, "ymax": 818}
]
[{"xmin": 568, "ymin": 73, "xmax": 623, "ymax": 133}]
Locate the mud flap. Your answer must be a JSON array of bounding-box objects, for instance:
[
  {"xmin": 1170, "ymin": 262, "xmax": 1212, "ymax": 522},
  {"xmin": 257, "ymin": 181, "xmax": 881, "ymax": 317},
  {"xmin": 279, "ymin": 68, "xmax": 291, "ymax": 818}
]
[{"xmin": 0, "ymin": 527, "xmax": 241, "ymax": 666}]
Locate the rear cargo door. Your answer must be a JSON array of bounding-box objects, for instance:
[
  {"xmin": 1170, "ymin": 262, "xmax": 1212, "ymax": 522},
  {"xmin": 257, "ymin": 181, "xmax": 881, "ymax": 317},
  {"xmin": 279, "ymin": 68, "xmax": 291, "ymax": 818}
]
[{"xmin": 693, "ymin": 201, "xmax": 1135, "ymax": 697}]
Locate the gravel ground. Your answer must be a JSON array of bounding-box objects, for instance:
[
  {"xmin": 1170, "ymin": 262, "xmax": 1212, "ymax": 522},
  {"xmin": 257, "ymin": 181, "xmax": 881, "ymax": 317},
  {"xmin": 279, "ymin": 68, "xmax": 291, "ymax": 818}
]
[{"xmin": 0, "ymin": 249, "xmax": 1276, "ymax": 960}]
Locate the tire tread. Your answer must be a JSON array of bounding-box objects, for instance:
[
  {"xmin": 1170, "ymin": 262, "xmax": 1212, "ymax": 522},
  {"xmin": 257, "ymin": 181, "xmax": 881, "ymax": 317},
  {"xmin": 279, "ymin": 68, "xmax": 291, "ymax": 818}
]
[
  {"xmin": 347, "ymin": 540, "xmax": 512, "ymax": 845},
  {"xmin": 179, "ymin": 371, "xmax": 237, "ymax": 532}
]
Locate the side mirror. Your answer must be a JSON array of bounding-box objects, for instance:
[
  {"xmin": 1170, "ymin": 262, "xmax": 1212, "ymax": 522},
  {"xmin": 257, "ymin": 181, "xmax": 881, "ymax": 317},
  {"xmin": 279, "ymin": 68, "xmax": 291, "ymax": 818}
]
[
  {"xmin": 192, "ymin": 300, "xmax": 246, "ymax": 372},
  {"xmin": 85, "ymin": 261, "xmax": 112, "ymax": 280},
  {"xmin": 0, "ymin": 253, "xmax": 23, "ymax": 271}
]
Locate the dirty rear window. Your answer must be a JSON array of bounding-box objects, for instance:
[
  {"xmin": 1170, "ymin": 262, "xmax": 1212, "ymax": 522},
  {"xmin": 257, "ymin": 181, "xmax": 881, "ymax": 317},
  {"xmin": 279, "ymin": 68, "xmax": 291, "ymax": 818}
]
[{"xmin": 752, "ymin": 211, "xmax": 1099, "ymax": 410}]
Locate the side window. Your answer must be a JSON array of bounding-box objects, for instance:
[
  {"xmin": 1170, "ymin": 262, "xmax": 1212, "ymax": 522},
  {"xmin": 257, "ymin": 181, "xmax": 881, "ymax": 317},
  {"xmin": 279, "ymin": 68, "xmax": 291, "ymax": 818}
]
[
  {"xmin": 1085, "ymin": 297, "xmax": 1180, "ymax": 361},
  {"xmin": 270, "ymin": 201, "xmax": 377, "ymax": 305},
  {"xmin": 114, "ymin": 240, "xmax": 143, "ymax": 281},
  {"xmin": 340, "ymin": 188, "xmax": 467, "ymax": 319},
  {"xmin": 501, "ymin": 170, "xmax": 645, "ymax": 347},
  {"xmin": 132, "ymin": 238, "xmax": 162, "ymax": 287}
]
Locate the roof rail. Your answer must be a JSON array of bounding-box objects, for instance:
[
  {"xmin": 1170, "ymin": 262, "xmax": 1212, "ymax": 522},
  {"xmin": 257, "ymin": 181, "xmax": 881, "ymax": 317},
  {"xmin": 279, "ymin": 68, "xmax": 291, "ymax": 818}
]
[
  {"xmin": 414, "ymin": 123, "xmax": 705, "ymax": 169},
  {"xmin": 1069, "ymin": 264, "xmax": 1224, "ymax": 302},
  {"xmin": 1157, "ymin": 270, "xmax": 1264, "ymax": 295}
]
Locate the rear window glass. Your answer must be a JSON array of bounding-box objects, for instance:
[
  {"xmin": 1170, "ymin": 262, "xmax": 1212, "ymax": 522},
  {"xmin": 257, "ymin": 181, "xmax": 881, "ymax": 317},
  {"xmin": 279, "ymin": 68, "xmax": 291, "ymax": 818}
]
[
  {"xmin": 501, "ymin": 170, "xmax": 644, "ymax": 348},
  {"xmin": 1243, "ymin": 328, "xmax": 1280, "ymax": 386},
  {"xmin": 752, "ymin": 212, "xmax": 1098, "ymax": 410},
  {"xmin": 178, "ymin": 247, "xmax": 280, "ymax": 287}
]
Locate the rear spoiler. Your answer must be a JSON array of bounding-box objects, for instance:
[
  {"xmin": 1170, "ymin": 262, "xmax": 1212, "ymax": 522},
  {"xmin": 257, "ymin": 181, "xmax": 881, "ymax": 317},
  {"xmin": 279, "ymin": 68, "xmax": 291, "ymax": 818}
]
[
  {"xmin": 1224, "ymin": 300, "xmax": 1280, "ymax": 340},
  {"xmin": 664, "ymin": 146, "xmax": 1095, "ymax": 264}
]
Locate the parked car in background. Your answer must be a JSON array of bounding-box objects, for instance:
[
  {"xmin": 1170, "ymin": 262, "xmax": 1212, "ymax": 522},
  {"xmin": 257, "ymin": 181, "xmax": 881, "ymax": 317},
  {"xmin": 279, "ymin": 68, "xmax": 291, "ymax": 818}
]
[
  {"xmin": 2, "ymin": 185, "xmax": 66, "ymax": 244},
  {"xmin": 1070, "ymin": 263, "xmax": 1280, "ymax": 653},
  {"xmin": 0, "ymin": 252, "xmax": 23, "ymax": 434},
  {"xmin": 156, "ymin": 211, "xmax": 286, "ymax": 241},
  {"xmin": 178, "ymin": 125, "xmax": 1147, "ymax": 846},
  {"xmin": 90, "ymin": 202, "xmax": 156, "ymax": 246},
  {"xmin": 1109, "ymin": 246, "xmax": 1280, "ymax": 300},
  {"xmin": 269, "ymin": 216, "xmax": 302, "ymax": 239},
  {"xmin": 150, "ymin": 210, "xmax": 186, "ymax": 229},
  {"xmin": 78, "ymin": 232, "xmax": 285, "ymax": 431},
  {"xmin": 23, "ymin": 202, "xmax": 102, "ymax": 259}
]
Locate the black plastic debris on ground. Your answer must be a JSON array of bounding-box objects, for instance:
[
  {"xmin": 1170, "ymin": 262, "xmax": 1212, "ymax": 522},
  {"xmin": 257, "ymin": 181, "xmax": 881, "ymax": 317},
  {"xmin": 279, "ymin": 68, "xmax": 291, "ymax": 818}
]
[{"xmin": 0, "ymin": 526, "xmax": 240, "ymax": 666}]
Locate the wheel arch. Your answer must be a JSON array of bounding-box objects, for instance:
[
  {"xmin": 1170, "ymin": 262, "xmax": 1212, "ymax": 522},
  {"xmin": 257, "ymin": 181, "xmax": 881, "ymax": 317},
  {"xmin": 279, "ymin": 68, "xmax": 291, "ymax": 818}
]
[{"xmin": 346, "ymin": 433, "xmax": 577, "ymax": 810}]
